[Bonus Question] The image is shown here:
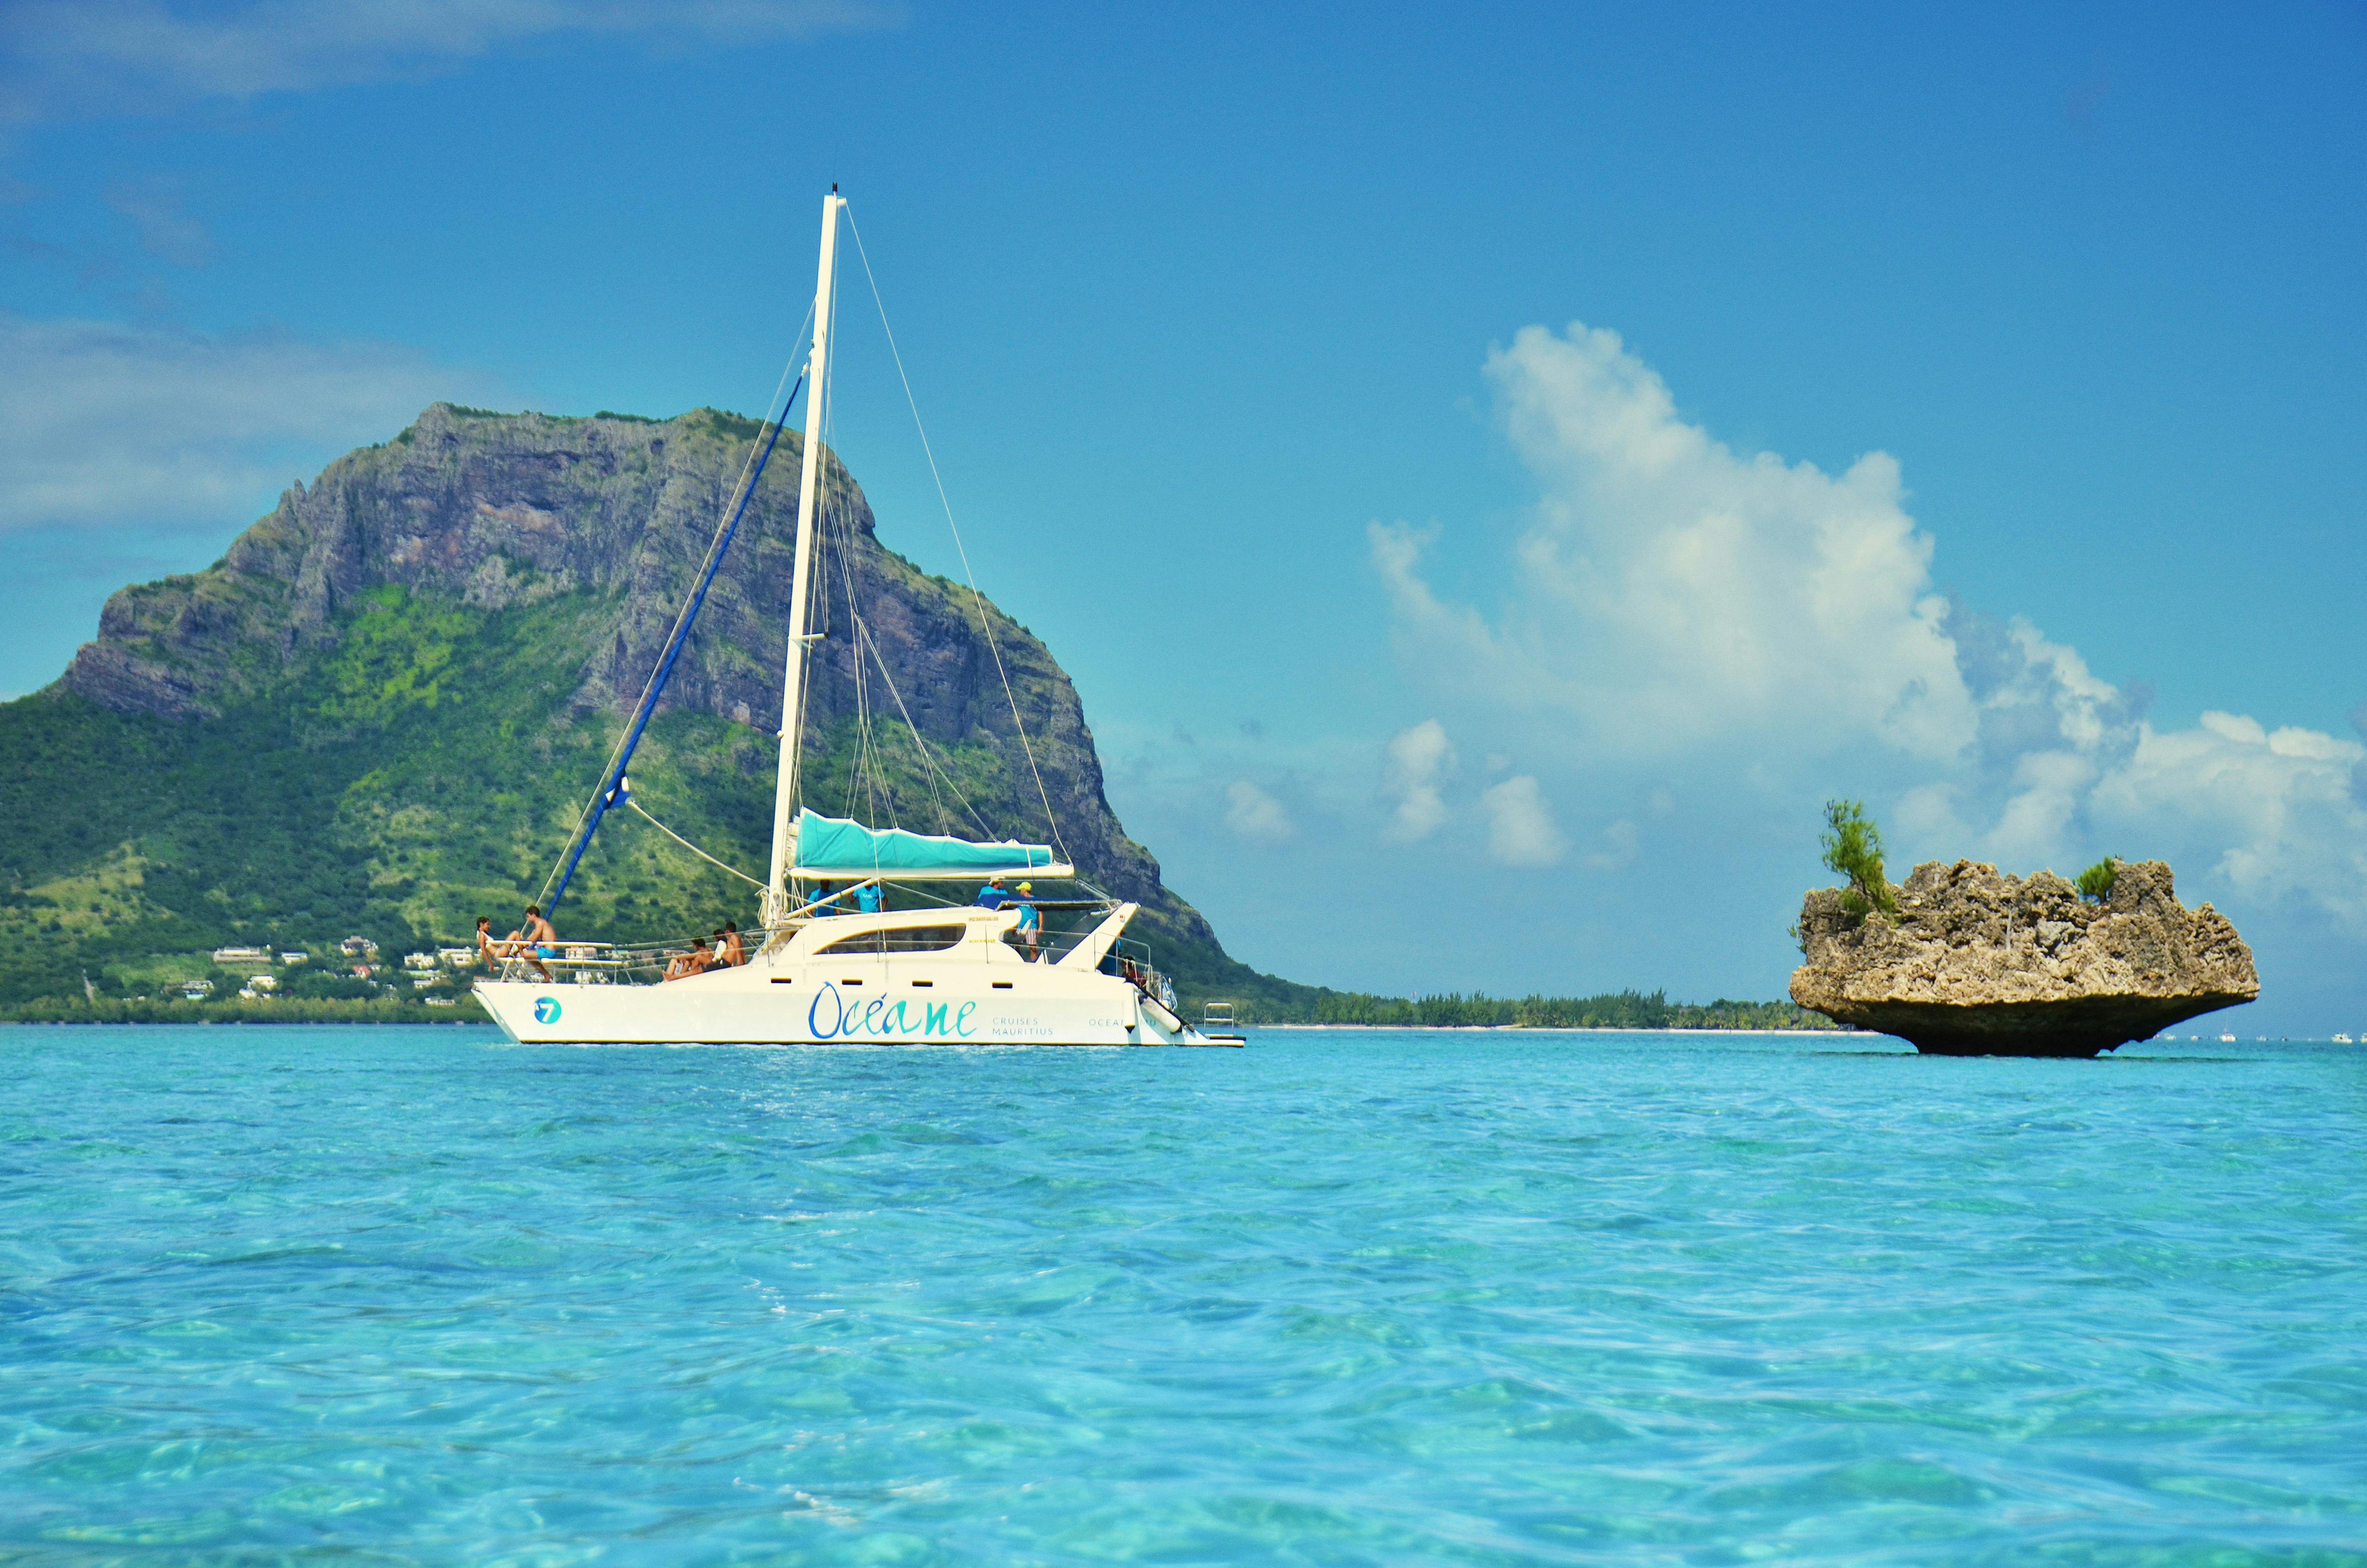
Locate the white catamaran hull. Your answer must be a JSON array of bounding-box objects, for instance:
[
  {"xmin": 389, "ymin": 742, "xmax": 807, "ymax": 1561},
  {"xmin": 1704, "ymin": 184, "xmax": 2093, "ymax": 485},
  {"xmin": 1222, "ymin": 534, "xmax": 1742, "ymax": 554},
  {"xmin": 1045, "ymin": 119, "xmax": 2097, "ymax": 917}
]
[{"xmin": 476, "ymin": 952, "xmax": 1224, "ymax": 1047}]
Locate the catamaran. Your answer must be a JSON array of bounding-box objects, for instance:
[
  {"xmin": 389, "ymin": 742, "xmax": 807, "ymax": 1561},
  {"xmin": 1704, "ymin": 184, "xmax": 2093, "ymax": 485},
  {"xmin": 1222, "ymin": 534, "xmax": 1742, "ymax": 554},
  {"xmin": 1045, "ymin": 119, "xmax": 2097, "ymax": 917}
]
[{"xmin": 475, "ymin": 191, "xmax": 1240, "ymax": 1048}]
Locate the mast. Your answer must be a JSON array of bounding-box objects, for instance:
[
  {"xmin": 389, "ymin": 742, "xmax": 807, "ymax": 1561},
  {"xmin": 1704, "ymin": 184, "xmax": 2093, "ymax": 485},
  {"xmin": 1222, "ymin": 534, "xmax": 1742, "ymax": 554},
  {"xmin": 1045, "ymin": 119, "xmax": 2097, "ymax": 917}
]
[{"xmin": 764, "ymin": 188, "xmax": 844, "ymax": 926}]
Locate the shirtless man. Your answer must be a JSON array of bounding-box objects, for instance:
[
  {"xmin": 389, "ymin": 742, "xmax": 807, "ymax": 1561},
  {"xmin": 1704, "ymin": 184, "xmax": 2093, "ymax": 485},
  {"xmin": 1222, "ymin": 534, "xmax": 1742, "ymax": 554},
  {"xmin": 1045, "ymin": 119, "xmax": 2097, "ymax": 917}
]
[
  {"xmin": 515, "ymin": 904, "xmax": 556, "ymax": 982},
  {"xmin": 664, "ymin": 937, "xmax": 714, "ymax": 982},
  {"xmin": 716, "ymin": 923, "xmax": 746, "ymax": 966}
]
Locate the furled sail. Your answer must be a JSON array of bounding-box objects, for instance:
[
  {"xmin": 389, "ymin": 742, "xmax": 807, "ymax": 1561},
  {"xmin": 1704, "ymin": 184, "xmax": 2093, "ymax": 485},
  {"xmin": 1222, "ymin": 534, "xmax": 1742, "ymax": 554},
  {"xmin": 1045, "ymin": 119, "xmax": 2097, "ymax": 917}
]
[{"xmin": 788, "ymin": 809, "xmax": 1069, "ymax": 880}]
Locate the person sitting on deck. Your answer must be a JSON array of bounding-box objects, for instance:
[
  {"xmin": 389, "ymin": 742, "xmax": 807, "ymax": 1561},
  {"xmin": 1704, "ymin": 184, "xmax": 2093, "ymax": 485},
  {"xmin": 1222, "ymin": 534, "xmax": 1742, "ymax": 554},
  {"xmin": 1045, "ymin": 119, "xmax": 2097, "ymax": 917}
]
[
  {"xmin": 664, "ymin": 938, "xmax": 713, "ymax": 981},
  {"xmin": 717, "ymin": 922, "xmax": 745, "ymax": 966},
  {"xmin": 476, "ymin": 916, "xmax": 505, "ymax": 970},
  {"xmin": 973, "ymin": 876, "xmax": 1009, "ymax": 909},
  {"xmin": 1013, "ymin": 880, "xmax": 1040, "ymax": 960},
  {"xmin": 511, "ymin": 905, "xmax": 556, "ymax": 982}
]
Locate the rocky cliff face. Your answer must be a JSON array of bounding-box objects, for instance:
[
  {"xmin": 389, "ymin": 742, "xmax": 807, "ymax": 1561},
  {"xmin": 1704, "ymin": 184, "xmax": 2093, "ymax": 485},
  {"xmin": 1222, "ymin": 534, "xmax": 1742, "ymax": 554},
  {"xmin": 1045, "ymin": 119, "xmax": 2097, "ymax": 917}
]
[
  {"xmin": 60, "ymin": 403, "xmax": 1210, "ymax": 941},
  {"xmin": 1790, "ymin": 859, "xmax": 2259, "ymax": 1056}
]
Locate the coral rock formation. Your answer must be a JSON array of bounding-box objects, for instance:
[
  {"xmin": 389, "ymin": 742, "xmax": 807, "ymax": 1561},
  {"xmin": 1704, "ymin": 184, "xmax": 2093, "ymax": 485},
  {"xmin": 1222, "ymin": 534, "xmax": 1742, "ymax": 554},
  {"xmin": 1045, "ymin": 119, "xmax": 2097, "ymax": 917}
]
[{"xmin": 1790, "ymin": 859, "xmax": 2258, "ymax": 1056}]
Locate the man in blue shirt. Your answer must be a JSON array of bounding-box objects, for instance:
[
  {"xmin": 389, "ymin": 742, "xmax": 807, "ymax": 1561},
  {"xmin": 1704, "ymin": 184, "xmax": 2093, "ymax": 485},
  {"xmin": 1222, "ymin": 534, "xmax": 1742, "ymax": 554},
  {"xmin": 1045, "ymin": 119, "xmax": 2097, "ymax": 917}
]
[
  {"xmin": 1013, "ymin": 880, "xmax": 1040, "ymax": 960},
  {"xmin": 974, "ymin": 876, "xmax": 1008, "ymax": 909}
]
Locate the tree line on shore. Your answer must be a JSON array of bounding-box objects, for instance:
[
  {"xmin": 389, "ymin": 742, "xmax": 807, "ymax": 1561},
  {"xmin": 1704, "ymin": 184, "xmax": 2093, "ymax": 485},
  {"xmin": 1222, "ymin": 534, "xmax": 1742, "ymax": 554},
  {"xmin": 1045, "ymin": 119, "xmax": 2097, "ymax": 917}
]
[{"xmin": 1224, "ymin": 989, "xmax": 1840, "ymax": 1030}]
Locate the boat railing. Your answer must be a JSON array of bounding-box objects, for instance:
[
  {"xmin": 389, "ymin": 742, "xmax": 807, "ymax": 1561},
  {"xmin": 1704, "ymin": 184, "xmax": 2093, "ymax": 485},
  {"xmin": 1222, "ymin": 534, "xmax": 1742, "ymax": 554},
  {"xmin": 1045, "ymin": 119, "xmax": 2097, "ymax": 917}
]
[
  {"xmin": 486, "ymin": 938, "xmax": 746, "ymax": 987},
  {"xmin": 981, "ymin": 924, "xmax": 1173, "ymax": 1005}
]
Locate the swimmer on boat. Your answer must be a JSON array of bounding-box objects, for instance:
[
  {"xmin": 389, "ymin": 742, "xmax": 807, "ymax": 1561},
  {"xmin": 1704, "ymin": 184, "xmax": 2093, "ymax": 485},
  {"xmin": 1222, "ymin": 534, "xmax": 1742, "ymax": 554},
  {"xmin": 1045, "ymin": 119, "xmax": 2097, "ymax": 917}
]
[
  {"xmin": 664, "ymin": 937, "xmax": 713, "ymax": 981},
  {"xmin": 515, "ymin": 904, "xmax": 556, "ymax": 982}
]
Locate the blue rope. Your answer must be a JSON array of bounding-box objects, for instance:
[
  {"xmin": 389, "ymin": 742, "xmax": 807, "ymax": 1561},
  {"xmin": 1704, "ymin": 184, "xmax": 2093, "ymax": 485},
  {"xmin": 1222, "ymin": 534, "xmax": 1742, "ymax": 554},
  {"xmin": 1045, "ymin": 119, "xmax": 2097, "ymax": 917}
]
[{"xmin": 547, "ymin": 379, "xmax": 805, "ymax": 918}]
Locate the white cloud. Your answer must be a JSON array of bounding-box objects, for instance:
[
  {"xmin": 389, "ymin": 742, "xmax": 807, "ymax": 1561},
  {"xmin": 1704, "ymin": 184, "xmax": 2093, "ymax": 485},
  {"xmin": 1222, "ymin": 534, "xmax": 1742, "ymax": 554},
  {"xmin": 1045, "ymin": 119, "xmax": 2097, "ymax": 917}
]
[
  {"xmin": 1223, "ymin": 780, "xmax": 1294, "ymax": 845},
  {"xmin": 2092, "ymin": 714, "xmax": 2367, "ymax": 928},
  {"xmin": 1381, "ymin": 719, "xmax": 1455, "ymax": 844},
  {"xmin": 104, "ymin": 178, "xmax": 214, "ymax": 266},
  {"xmin": 1584, "ymin": 818, "xmax": 1640, "ymax": 871},
  {"xmin": 0, "ymin": 0, "xmax": 895, "ymax": 124},
  {"xmin": 1375, "ymin": 322, "xmax": 1974, "ymax": 762},
  {"xmin": 1481, "ymin": 775, "xmax": 1567, "ymax": 867},
  {"xmin": 0, "ymin": 312, "xmax": 491, "ymax": 532},
  {"xmin": 1376, "ymin": 319, "xmax": 2367, "ymax": 941}
]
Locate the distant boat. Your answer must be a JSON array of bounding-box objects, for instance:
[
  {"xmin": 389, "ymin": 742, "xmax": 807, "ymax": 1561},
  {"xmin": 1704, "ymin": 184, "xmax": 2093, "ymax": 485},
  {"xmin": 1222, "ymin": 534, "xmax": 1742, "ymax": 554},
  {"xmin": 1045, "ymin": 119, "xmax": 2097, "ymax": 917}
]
[
  {"xmin": 473, "ymin": 190, "xmax": 1239, "ymax": 1049},
  {"xmin": 2218, "ymin": 1031, "xmax": 2237, "ymax": 1042},
  {"xmin": 2335, "ymin": 1033, "xmax": 2356, "ymax": 1044}
]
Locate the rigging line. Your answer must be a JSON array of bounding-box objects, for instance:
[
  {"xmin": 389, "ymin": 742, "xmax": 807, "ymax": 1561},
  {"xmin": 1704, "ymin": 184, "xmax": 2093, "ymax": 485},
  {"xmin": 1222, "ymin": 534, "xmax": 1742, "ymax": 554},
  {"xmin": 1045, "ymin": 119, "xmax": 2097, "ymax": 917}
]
[
  {"xmin": 842, "ymin": 204, "xmax": 1072, "ymax": 867},
  {"xmin": 825, "ymin": 456, "xmax": 901, "ymax": 832},
  {"xmin": 826, "ymin": 295, "xmax": 897, "ymax": 836},
  {"xmin": 853, "ymin": 615, "xmax": 994, "ymax": 838},
  {"xmin": 537, "ymin": 308, "xmax": 814, "ymax": 909},
  {"xmin": 624, "ymin": 797, "xmax": 766, "ymax": 887},
  {"xmin": 539, "ymin": 385, "xmax": 806, "ymax": 916},
  {"xmin": 858, "ymin": 616, "xmax": 958, "ymax": 835}
]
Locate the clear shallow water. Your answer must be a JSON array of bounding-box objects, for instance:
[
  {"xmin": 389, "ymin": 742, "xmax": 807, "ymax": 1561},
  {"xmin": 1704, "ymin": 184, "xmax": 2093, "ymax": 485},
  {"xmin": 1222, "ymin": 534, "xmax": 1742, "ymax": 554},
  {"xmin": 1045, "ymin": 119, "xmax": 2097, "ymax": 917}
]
[{"xmin": 2, "ymin": 1026, "xmax": 2362, "ymax": 1566}]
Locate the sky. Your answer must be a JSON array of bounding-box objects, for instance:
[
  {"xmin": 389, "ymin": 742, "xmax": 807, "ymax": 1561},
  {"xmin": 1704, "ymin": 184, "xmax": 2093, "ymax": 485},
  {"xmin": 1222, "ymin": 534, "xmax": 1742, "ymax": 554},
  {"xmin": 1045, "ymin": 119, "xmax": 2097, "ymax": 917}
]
[{"xmin": 3, "ymin": 1, "xmax": 2363, "ymax": 1029}]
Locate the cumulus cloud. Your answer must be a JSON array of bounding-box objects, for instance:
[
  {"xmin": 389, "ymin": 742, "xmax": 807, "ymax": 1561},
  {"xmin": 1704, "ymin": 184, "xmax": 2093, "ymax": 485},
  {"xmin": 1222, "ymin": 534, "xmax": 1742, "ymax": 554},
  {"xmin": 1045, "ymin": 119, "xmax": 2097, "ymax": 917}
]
[
  {"xmin": 1381, "ymin": 719, "xmax": 1455, "ymax": 844},
  {"xmin": 0, "ymin": 0, "xmax": 894, "ymax": 124},
  {"xmin": 1223, "ymin": 780, "xmax": 1294, "ymax": 845},
  {"xmin": 1482, "ymin": 775, "xmax": 1568, "ymax": 867},
  {"xmin": 0, "ymin": 312, "xmax": 491, "ymax": 532},
  {"xmin": 1375, "ymin": 322, "xmax": 1973, "ymax": 761},
  {"xmin": 2094, "ymin": 715, "xmax": 2367, "ymax": 928},
  {"xmin": 1377, "ymin": 320, "xmax": 2367, "ymax": 940}
]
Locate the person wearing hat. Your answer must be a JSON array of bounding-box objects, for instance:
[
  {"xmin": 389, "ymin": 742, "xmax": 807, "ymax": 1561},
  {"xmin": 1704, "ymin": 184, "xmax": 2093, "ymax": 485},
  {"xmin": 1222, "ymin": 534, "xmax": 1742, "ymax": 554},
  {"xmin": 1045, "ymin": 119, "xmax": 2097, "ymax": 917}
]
[
  {"xmin": 973, "ymin": 875, "xmax": 1009, "ymax": 909},
  {"xmin": 1013, "ymin": 880, "xmax": 1040, "ymax": 960}
]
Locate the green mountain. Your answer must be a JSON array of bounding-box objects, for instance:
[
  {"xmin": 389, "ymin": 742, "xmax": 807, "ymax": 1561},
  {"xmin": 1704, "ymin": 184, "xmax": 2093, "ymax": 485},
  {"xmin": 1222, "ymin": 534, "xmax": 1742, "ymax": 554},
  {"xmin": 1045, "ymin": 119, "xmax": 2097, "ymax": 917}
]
[{"xmin": 0, "ymin": 404, "xmax": 1304, "ymax": 1014}]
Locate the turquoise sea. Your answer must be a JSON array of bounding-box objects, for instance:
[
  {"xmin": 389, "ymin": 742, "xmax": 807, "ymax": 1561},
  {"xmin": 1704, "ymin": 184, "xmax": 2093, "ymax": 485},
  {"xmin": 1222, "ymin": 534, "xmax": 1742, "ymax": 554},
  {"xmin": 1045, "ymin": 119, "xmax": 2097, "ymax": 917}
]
[{"xmin": 2, "ymin": 1025, "xmax": 2361, "ymax": 1565}]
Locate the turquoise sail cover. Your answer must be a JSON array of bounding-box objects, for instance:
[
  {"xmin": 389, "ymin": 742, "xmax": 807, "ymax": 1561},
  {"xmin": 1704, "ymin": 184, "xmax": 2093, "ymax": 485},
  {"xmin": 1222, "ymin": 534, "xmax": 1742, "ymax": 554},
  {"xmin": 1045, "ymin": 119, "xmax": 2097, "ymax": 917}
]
[{"xmin": 793, "ymin": 810, "xmax": 1059, "ymax": 874}]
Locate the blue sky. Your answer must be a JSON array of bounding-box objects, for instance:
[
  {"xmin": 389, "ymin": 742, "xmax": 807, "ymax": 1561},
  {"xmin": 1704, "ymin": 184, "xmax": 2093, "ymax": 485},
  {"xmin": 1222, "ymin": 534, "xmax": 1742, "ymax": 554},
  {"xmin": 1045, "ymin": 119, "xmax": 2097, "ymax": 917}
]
[{"xmin": 4, "ymin": 2, "xmax": 2363, "ymax": 1028}]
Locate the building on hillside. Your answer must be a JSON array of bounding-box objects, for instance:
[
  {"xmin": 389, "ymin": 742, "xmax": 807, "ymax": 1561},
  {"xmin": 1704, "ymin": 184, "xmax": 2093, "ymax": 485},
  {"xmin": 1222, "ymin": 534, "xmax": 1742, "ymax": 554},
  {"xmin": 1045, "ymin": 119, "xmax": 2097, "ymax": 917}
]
[
  {"xmin": 245, "ymin": 973, "xmax": 279, "ymax": 993},
  {"xmin": 340, "ymin": 936, "xmax": 379, "ymax": 958},
  {"xmin": 181, "ymin": 978, "xmax": 214, "ymax": 999},
  {"xmin": 212, "ymin": 946, "xmax": 273, "ymax": 968},
  {"xmin": 437, "ymin": 947, "xmax": 477, "ymax": 969},
  {"xmin": 402, "ymin": 952, "xmax": 437, "ymax": 972},
  {"xmin": 279, "ymin": 950, "xmax": 310, "ymax": 966}
]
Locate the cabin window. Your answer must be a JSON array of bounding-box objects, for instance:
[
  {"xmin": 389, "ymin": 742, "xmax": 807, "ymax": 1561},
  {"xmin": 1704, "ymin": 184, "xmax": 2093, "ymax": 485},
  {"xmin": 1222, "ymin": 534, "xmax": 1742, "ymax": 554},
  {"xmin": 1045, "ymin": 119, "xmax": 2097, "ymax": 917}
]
[{"xmin": 815, "ymin": 924, "xmax": 967, "ymax": 956}]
